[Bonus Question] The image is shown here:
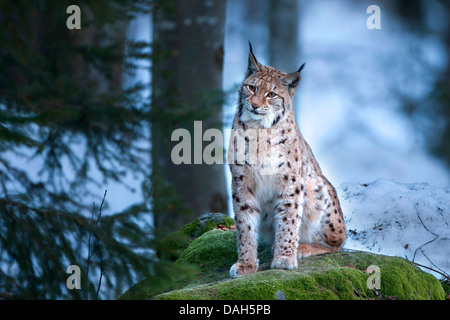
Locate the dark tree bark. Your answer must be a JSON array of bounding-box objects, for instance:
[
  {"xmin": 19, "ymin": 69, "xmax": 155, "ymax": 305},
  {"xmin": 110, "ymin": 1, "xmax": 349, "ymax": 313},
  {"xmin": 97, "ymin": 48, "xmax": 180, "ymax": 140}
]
[
  {"xmin": 152, "ymin": 0, "xmax": 228, "ymax": 231},
  {"xmin": 268, "ymin": 0, "xmax": 300, "ymax": 73}
]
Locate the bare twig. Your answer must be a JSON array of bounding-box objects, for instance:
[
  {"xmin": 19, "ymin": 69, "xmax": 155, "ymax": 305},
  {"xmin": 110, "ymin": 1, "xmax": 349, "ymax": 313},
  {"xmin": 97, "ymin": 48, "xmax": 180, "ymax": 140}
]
[
  {"xmin": 96, "ymin": 240, "xmax": 104, "ymax": 298},
  {"xmin": 416, "ymin": 211, "xmax": 439, "ymax": 237},
  {"xmin": 412, "ymin": 210, "xmax": 440, "ymax": 262},
  {"xmin": 86, "ymin": 189, "xmax": 107, "ymax": 300},
  {"xmin": 95, "ymin": 190, "xmax": 107, "ymax": 298},
  {"xmin": 409, "ymin": 260, "xmax": 450, "ymax": 282},
  {"xmin": 96, "ymin": 190, "xmax": 107, "ymax": 225},
  {"xmin": 412, "ymin": 235, "xmax": 439, "ymax": 262},
  {"xmin": 86, "ymin": 202, "xmax": 95, "ymax": 300},
  {"xmin": 420, "ymin": 250, "xmax": 450, "ymax": 280},
  {"xmin": 417, "ymin": 220, "xmax": 438, "ymax": 236}
]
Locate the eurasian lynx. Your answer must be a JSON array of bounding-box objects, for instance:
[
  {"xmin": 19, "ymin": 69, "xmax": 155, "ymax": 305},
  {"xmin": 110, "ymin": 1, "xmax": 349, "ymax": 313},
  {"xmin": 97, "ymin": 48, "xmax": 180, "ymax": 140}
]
[{"xmin": 228, "ymin": 44, "xmax": 347, "ymax": 277}]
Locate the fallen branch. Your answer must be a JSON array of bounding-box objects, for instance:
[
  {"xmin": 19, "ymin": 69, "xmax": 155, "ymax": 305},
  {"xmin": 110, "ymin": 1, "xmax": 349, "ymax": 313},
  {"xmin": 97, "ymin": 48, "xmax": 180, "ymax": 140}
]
[{"xmin": 410, "ymin": 260, "xmax": 450, "ymax": 282}]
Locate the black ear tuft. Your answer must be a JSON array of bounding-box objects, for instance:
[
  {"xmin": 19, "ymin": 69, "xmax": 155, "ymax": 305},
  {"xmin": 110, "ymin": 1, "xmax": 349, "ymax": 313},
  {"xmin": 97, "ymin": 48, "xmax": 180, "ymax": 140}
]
[
  {"xmin": 298, "ymin": 63, "xmax": 306, "ymax": 73},
  {"xmin": 246, "ymin": 41, "xmax": 261, "ymax": 78}
]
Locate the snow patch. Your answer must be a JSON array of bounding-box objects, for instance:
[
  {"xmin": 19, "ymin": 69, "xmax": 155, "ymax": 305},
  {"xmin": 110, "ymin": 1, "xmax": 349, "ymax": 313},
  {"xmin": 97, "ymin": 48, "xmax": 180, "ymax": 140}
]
[{"xmin": 338, "ymin": 179, "xmax": 450, "ymax": 279}]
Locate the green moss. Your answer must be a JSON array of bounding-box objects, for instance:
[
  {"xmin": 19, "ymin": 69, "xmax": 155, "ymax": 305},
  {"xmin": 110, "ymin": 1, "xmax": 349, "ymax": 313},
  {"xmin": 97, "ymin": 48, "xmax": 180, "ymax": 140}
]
[
  {"xmin": 122, "ymin": 217, "xmax": 446, "ymax": 300},
  {"xmin": 155, "ymin": 251, "xmax": 446, "ymax": 300},
  {"xmin": 158, "ymin": 213, "xmax": 234, "ymax": 260},
  {"xmin": 440, "ymin": 280, "xmax": 450, "ymax": 298},
  {"xmin": 190, "ymin": 213, "xmax": 235, "ymax": 238},
  {"xmin": 178, "ymin": 229, "xmax": 237, "ymax": 270},
  {"xmin": 372, "ymin": 256, "xmax": 438, "ymax": 299},
  {"xmin": 179, "ymin": 219, "xmax": 201, "ymax": 238}
]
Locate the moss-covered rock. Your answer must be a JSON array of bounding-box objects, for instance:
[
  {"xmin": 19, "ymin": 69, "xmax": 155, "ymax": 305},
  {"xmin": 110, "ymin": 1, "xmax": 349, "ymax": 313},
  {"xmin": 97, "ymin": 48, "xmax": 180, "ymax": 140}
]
[
  {"xmin": 157, "ymin": 212, "xmax": 235, "ymax": 260},
  {"xmin": 178, "ymin": 229, "xmax": 237, "ymax": 270},
  {"xmin": 121, "ymin": 218, "xmax": 446, "ymax": 300},
  {"xmin": 441, "ymin": 279, "xmax": 450, "ymax": 299},
  {"xmin": 119, "ymin": 214, "xmax": 235, "ymax": 300}
]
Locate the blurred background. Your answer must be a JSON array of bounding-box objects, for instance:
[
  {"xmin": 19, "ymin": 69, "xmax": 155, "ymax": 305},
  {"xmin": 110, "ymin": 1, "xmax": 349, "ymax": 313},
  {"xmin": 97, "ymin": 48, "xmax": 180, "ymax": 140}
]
[{"xmin": 0, "ymin": 0, "xmax": 448, "ymax": 299}]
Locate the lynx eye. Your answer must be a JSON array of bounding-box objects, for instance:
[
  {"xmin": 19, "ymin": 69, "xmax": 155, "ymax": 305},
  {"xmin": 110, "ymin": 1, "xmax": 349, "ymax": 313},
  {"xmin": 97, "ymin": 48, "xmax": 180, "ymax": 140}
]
[
  {"xmin": 248, "ymin": 85, "xmax": 256, "ymax": 92},
  {"xmin": 267, "ymin": 91, "xmax": 277, "ymax": 98}
]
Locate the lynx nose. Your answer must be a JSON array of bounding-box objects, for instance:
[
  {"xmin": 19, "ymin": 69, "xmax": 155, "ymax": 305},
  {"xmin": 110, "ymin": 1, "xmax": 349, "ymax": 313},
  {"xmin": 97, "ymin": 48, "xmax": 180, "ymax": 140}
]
[{"xmin": 251, "ymin": 103, "xmax": 260, "ymax": 110}]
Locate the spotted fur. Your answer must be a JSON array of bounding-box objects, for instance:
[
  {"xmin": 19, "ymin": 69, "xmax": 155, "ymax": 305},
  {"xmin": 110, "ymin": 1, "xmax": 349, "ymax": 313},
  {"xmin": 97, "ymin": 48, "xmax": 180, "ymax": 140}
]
[{"xmin": 228, "ymin": 46, "xmax": 347, "ymax": 278}]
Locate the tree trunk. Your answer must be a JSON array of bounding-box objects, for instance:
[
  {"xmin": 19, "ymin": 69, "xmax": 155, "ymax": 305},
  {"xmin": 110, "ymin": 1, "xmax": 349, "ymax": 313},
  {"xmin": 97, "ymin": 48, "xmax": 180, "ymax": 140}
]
[
  {"xmin": 152, "ymin": 0, "xmax": 228, "ymax": 231},
  {"xmin": 268, "ymin": 0, "xmax": 300, "ymax": 73}
]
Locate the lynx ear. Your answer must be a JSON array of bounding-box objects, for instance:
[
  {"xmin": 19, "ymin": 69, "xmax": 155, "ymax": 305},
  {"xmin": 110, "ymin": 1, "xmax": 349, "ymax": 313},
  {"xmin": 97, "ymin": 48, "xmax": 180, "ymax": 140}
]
[
  {"xmin": 281, "ymin": 63, "xmax": 305, "ymax": 95},
  {"xmin": 246, "ymin": 41, "xmax": 262, "ymax": 78}
]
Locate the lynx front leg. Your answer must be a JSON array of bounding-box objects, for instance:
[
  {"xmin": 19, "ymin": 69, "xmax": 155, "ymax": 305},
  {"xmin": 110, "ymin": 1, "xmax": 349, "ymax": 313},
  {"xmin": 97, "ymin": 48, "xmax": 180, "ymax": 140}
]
[
  {"xmin": 271, "ymin": 193, "xmax": 303, "ymax": 270},
  {"xmin": 230, "ymin": 206, "xmax": 260, "ymax": 278},
  {"xmin": 230, "ymin": 181, "xmax": 260, "ymax": 278}
]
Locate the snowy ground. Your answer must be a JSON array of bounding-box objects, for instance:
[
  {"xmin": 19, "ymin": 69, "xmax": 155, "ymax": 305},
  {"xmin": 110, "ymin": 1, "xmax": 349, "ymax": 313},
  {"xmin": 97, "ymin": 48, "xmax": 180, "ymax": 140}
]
[{"xmin": 339, "ymin": 178, "xmax": 450, "ymax": 280}]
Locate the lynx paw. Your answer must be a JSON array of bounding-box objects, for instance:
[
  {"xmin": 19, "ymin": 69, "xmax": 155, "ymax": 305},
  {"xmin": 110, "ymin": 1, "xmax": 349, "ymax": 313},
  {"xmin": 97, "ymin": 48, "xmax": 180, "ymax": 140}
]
[
  {"xmin": 230, "ymin": 261, "xmax": 258, "ymax": 278},
  {"xmin": 271, "ymin": 255, "xmax": 298, "ymax": 270}
]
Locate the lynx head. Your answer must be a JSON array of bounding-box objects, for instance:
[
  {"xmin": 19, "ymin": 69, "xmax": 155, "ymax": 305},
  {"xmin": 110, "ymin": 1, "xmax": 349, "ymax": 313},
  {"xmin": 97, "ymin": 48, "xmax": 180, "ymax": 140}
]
[{"xmin": 238, "ymin": 43, "xmax": 305, "ymax": 129}]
